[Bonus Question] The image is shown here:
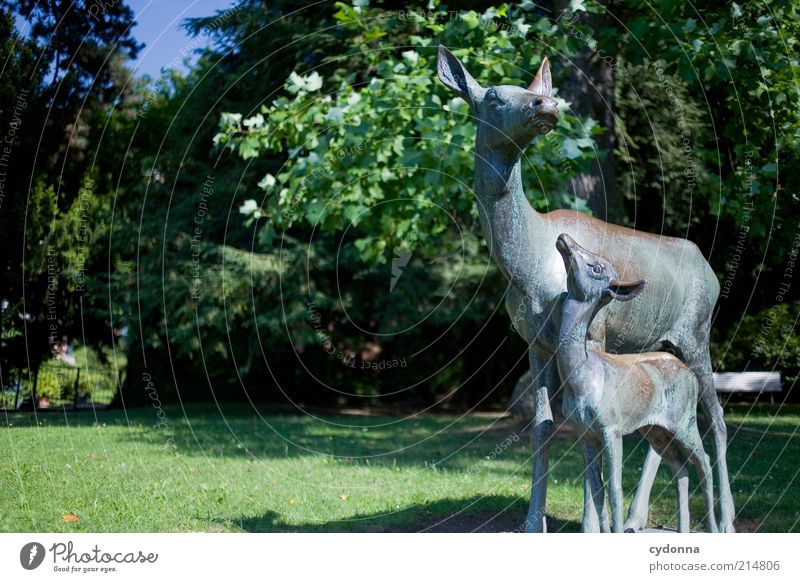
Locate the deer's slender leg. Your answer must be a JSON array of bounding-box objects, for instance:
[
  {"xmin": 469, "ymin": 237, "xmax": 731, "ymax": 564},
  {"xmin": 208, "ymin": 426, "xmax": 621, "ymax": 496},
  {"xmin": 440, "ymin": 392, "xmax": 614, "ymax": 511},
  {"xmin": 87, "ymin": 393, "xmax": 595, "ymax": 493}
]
[
  {"xmin": 681, "ymin": 423, "xmax": 719, "ymax": 533},
  {"xmin": 693, "ymin": 350, "xmax": 735, "ymax": 532},
  {"xmin": 674, "ymin": 462, "xmax": 691, "ymax": 533},
  {"xmin": 603, "ymin": 431, "xmax": 625, "ymax": 533},
  {"xmin": 581, "ymin": 438, "xmax": 608, "ymax": 533},
  {"xmin": 662, "ymin": 446, "xmax": 691, "ymax": 533},
  {"xmin": 525, "ymin": 349, "xmax": 555, "ymax": 533},
  {"xmin": 625, "ymin": 445, "xmax": 660, "ymax": 531},
  {"xmin": 698, "ymin": 452, "xmax": 719, "ymax": 533}
]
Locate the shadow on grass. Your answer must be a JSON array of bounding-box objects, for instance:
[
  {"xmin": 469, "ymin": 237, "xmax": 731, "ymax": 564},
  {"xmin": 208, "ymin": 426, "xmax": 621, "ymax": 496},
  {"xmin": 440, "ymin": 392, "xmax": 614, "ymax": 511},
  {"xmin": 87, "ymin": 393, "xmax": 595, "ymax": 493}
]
[
  {"xmin": 7, "ymin": 403, "xmax": 800, "ymax": 531},
  {"xmin": 85, "ymin": 403, "xmax": 538, "ymax": 472},
  {"xmin": 229, "ymin": 495, "xmax": 581, "ymax": 533}
]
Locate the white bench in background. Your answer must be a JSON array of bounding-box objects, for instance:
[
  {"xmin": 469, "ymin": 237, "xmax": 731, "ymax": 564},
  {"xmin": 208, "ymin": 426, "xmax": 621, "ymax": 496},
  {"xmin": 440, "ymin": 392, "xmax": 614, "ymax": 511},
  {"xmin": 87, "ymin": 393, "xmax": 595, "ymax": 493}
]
[{"xmin": 713, "ymin": 371, "xmax": 781, "ymax": 402}]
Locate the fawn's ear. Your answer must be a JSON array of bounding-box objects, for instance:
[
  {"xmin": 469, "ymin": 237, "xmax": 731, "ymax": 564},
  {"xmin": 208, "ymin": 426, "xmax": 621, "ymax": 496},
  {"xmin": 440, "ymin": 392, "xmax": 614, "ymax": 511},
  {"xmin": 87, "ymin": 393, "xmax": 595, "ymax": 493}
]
[
  {"xmin": 606, "ymin": 279, "xmax": 645, "ymax": 302},
  {"xmin": 527, "ymin": 57, "xmax": 552, "ymax": 97},
  {"xmin": 437, "ymin": 45, "xmax": 483, "ymax": 108}
]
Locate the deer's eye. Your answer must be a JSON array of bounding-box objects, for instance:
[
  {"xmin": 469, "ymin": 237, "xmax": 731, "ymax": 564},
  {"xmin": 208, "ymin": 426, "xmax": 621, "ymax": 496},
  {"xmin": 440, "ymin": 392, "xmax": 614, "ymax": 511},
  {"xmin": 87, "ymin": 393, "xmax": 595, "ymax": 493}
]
[
  {"xmin": 486, "ymin": 89, "xmax": 504, "ymax": 107},
  {"xmin": 591, "ymin": 264, "xmax": 603, "ymax": 275}
]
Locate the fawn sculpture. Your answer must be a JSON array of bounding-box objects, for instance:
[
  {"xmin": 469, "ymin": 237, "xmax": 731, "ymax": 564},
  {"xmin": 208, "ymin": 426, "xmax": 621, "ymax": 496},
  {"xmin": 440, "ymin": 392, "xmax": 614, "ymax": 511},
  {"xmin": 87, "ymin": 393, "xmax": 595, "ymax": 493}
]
[
  {"xmin": 555, "ymin": 233, "xmax": 718, "ymax": 533},
  {"xmin": 436, "ymin": 45, "xmax": 734, "ymax": 532}
]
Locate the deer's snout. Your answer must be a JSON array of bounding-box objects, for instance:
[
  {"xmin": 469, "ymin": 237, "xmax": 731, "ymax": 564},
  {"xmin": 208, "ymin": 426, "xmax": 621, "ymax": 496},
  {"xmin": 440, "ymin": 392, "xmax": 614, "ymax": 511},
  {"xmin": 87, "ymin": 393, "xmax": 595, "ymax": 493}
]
[
  {"xmin": 523, "ymin": 95, "xmax": 558, "ymax": 134},
  {"xmin": 527, "ymin": 96, "xmax": 558, "ymax": 119},
  {"xmin": 556, "ymin": 233, "xmax": 577, "ymax": 258}
]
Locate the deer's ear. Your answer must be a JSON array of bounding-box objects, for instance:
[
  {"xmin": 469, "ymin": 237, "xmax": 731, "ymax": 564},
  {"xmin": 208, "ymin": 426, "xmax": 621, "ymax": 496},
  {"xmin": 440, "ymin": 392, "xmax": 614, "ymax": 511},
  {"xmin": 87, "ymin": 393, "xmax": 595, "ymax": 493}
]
[
  {"xmin": 437, "ymin": 45, "xmax": 483, "ymax": 108},
  {"xmin": 528, "ymin": 57, "xmax": 552, "ymax": 97},
  {"xmin": 605, "ymin": 279, "xmax": 646, "ymax": 302}
]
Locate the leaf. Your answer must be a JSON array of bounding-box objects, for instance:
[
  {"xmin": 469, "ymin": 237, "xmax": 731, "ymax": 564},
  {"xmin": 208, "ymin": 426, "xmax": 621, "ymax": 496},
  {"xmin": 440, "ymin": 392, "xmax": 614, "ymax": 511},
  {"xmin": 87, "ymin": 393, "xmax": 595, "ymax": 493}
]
[
  {"xmin": 364, "ymin": 27, "xmax": 386, "ymax": 42},
  {"xmin": 239, "ymin": 199, "xmax": 260, "ymax": 217},
  {"xmin": 401, "ymin": 50, "xmax": 419, "ymax": 66},
  {"xmin": 257, "ymin": 173, "xmax": 276, "ymax": 190},
  {"xmin": 569, "ymin": 0, "xmax": 587, "ymax": 12},
  {"xmin": 761, "ymin": 163, "xmax": 778, "ymax": 176},
  {"xmin": 243, "ymin": 113, "xmax": 265, "ymax": 129},
  {"xmin": 287, "ymin": 71, "xmax": 305, "ymax": 93},
  {"xmin": 304, "ymin": 72, "xmax": 323, "ymax": 92},
  {"xmin": 461, "ymin": 11, "xmax": 480, "ymax": 29},
  {"xmin": 332, "ymin": 2, "xmax": 358, "ymax": 23},
  {"xmin": 219, "ymin": 112, "xmax": 242, "ymax": 127},
  {"xmin": 62, "ymin": 514, "xmax": 80, "ymax": 522},
  {"xmin": 287, "ymin": 71, "xmax": 323, "ymax": 94},
  {"xmin": 561, "ymin": 137, "xmax": 586, "ymax": 160},
  {"xmin": 239, "ymin": 136, "xmax": 261, "ymax": 160}
]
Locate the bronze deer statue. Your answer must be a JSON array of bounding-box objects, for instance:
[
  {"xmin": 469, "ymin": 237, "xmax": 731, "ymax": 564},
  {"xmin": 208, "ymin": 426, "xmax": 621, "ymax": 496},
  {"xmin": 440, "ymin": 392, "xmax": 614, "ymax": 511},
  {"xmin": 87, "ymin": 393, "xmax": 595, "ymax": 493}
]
[
  {"xmin": 436, "ymin": 45, "xmax": 734, "ymax": 533},
  {"xmin": 554, "ymin": 233, "xmax": 718, "ymax": 533}
]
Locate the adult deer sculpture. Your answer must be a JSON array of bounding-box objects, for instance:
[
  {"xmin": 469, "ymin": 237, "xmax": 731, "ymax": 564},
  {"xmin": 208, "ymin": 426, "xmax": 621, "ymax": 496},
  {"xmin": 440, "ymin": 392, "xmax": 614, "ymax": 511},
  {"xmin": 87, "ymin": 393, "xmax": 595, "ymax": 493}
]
[{"xmin": 436, "ymin": 45, "xmax": 734, "ymax": 533}]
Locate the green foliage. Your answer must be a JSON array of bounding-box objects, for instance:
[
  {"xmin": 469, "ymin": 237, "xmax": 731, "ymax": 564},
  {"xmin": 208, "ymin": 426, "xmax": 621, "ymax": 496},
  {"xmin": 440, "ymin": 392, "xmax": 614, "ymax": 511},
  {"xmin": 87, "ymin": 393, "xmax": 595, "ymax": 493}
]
[
  {"xmin": 17, "ymin": 342, "xmax": 120, "ymax": 406},
  {"xmin": 614, "ymin": 61, "xmax": 714, "ymax": 234},
  {"xmin": 0, "ymin": 3, "xmax": 140, "ymax": 377},
  {"xmin": 4, "ymin": 0, "xmax": 800, "ymax": 408},
  {"xmin": 717, "ymin": 299, "xmax": 800, "ymax": 386},
  {"xmin": 195, "ymin": 2, "xmax": 601, "ymax": 403},
  {"xmin": 593, "ymin": 0, "xmax": 800, "ymax": 373},
  {"xmin": 609, "ymin": 0, "xmax": 800, "ymax": 281},
  {"xmin": 8, "ymin": 0, "xmax": 141, "ymax": 101},
  {"xmin": 1, "ymin": 178, "xmax": 61, "ymax": 371},
  {"xmin": 219, "ymin": 5, "xmax": 595, "ymax": 261},
  {"xmin": 115, "ymin": 0, "xmax": 800, "ymax": 403},
  {"xmin": 0, "ymin": 9, "xmax": 45, "ymax": 370}
]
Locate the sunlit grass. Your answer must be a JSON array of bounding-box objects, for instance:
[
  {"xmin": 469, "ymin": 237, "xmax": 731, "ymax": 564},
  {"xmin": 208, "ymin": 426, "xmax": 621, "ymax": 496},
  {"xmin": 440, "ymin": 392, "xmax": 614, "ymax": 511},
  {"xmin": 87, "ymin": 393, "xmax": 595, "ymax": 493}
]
[{"xmin": 1, "ymin": 402, "xmax": 797, "ymax": 532}]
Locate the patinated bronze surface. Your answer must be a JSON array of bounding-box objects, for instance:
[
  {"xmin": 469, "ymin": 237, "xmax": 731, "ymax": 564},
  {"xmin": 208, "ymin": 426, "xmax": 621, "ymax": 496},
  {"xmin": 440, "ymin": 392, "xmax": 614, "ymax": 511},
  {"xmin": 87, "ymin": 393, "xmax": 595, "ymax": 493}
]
[
  {"xmin": 555, "ymin": 233, "xmax": 717, "ymax": 533},
  {"xmin": 436, "ymin": 45, "xmax": 734, "ymax": 533}
]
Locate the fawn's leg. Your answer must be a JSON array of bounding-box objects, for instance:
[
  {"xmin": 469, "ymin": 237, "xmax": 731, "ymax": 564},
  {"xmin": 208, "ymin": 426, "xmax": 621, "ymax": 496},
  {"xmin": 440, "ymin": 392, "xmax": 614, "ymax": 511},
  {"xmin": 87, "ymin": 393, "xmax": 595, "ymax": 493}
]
[
  {"xmin": 603, "ymin": 431, "xmax": 625, "ymax": 533},
  {"xmin": 581, "ymin": 438, "xmax": 608, "ymax": 533},
  {"xmin": 662, "ymin": 446, "xmax": 691, "ymax": 533},
  {"xmin": 625, "ymin": 445, "xmax": 660, "ymax": 531},
  {"xmin": 675, "ymin": 463, "xmax": 690, "ymax": 533},
  {"xmin": 525, "ymin": 349, "xmax": 557, "ymax": 533},
  {"xmin": 682, "ymin": 424, "xmax": 719, "ymax": 533}
]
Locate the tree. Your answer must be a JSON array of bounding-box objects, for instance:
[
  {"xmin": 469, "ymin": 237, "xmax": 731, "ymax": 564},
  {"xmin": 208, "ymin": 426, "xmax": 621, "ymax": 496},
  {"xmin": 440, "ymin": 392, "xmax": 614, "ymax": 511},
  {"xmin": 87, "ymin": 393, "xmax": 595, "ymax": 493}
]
[
  {"xmin": 0, "ymin": 8, "xmax": 47, "ymax": 378},
  {"xmin": 7, "ymin": 0, "xmax": 142, "ymax": 195},
  {"xmin": 205, "ymin": 2, "xmax": 596, "ymax": 406},
  {"xmin": 604, "ymin": 1, "xmax": 800, "ymax": 377},
  {"xmin": 0, "ymin": 3, "xmax": 142, "ymax": 397},
  {"xmin": 10, "ymin": 0, "xmax": 791, "ymax": 410},
  {"xmin": 548, "ymin": 0, "xmax": 623, "ymax": 222}
]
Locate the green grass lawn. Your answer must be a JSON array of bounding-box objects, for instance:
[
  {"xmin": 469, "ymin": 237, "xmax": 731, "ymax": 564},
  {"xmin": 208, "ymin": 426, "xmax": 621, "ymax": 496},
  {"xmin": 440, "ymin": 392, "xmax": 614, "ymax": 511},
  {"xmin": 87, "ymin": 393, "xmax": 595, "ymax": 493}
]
[{"xmin": 2, "ymin": 402, "xmax": 798, "ymax": 532}]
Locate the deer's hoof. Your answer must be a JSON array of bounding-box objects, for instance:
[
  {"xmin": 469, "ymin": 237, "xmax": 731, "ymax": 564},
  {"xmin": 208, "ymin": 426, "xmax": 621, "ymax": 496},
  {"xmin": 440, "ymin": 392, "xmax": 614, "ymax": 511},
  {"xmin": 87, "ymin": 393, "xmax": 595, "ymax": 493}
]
[
  {"xmin": 623, "ymin": 513, "xmax": 649, "ymax": 532},
  {"xmin": 524, "ymin": 517, "xmax": 547, "ymax": 533}
]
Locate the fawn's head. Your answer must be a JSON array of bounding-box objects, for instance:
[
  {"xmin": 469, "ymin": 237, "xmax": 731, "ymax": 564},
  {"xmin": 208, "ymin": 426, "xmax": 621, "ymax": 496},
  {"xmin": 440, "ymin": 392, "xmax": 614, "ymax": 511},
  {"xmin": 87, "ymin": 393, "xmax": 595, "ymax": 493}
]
[
  {"xmin": 556, "ymin": 234, "xmax": 645, "ymax": 305},
  {"xmin": 437, "ymin": 45, "xmax": 559, "ymax": 154}
]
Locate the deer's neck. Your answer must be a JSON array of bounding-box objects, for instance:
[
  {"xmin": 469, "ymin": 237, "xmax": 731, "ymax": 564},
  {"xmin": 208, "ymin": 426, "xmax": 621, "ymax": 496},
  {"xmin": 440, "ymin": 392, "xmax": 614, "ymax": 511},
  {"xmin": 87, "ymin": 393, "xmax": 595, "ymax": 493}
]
[
  {"xmin": 473, "ymin": 146, "xmax": 543, "ymax": 282},
  {"xmin": 556, "ymin": 296, "xmax": 600, "ymax": 393},
  {"xmin": 474, "ymin": 146, "xmax": 523, "ymax": 199}
]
